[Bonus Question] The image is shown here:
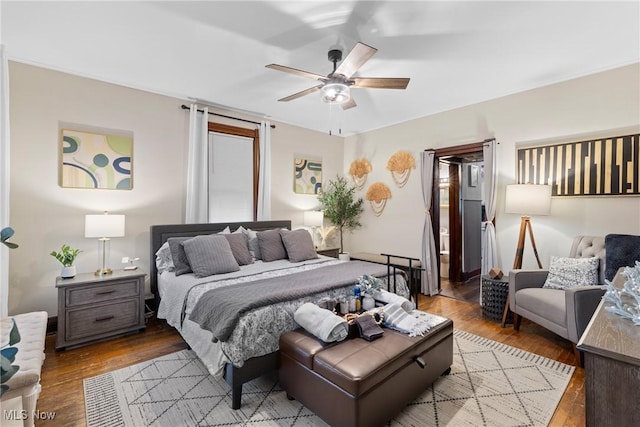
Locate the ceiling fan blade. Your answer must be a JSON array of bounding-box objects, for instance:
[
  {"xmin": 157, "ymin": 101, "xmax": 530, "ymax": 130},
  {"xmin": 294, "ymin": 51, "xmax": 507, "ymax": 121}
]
[
  {"xmin": 351, "ymin": 77, "xmax": 410, "ymax": 89},
  {"xmin": 266, "ymin": 64, "xmax": 326, "ymax": 81},
  {"xmin": 278, "ymin": 85, "xmax": 323, "ymax": 102},
  {"xmin": 341, "ymin": 97, "xmax": 357, "ymax": 110},
  {"xmin": 334, "ymin": 42, "xmax": 377, "ymax": 78}
]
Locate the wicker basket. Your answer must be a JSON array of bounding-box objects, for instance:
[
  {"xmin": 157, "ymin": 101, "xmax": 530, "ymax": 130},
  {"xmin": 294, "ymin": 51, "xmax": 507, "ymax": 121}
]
[{"xmin": 481, "ymin": 276, "xmax": 512, "ymax": 323}]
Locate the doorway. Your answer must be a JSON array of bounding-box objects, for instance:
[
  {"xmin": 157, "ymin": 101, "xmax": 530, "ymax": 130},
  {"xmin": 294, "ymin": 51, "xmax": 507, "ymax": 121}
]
[{"xmin": 432, "ymin": 142, "xmax": 484, "ymax": 303}]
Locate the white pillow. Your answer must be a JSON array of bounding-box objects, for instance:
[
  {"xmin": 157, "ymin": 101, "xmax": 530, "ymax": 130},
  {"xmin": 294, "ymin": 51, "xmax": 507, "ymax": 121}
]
[
  {"xmin": 542, "ymin": 256, "xmax": 600, "ymax": 290},
  {"xmin": 155, "ymin": 242, "xmax": 174, "ymax": 273}
]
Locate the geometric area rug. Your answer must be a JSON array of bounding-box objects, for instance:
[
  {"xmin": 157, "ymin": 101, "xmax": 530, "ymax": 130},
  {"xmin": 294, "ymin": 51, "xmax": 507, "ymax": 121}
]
[{"xmin": 84, "ymin": 330, "xmax": 575, "ymax": 427}]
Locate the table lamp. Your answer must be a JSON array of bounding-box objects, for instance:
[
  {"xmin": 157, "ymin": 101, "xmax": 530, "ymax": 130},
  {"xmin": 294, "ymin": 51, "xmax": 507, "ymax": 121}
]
[
  {"xmin": 303, "ymin": 210, "xmax": 324, "ymax": 248},
  {"xmin": 85, "ymin": 211, "xmax": 125, "ymax": 275},
  {"xmin": 505, "ymin": 184, "xmax": 552, "ymax": 269}
]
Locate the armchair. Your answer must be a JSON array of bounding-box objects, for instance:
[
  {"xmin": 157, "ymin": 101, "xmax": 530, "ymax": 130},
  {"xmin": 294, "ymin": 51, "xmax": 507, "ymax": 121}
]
[{"xmin": 509, "ymin": 236, "xmax": 606, "ymax": 362}]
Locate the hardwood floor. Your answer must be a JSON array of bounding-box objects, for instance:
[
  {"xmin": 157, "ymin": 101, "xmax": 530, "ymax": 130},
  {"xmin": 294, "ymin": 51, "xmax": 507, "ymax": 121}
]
[
  {"xmin": 439, "ymin": 276, "xmax": 480, "ymax": 303},
  {"xmin": 36, "ymin": 296, "xmax": 585, "ymax": 426}
]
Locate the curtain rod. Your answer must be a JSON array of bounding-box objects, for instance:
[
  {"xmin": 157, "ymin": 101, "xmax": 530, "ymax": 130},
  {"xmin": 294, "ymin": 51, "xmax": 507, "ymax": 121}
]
[{"xmin": 180, "ymin": 104, "xmax": 275, "ymax": 129}]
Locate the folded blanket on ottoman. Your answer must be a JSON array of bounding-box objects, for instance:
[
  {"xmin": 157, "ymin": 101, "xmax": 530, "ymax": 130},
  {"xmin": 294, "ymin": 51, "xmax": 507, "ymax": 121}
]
[{"xmin": 294, "ymin": 303, "xmax": 348, "ymax": 343}]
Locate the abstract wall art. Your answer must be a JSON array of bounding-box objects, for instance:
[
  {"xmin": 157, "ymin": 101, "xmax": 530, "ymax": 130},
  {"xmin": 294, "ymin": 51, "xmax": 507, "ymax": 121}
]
[
  {"xmin": 294, "ymin": 157, "xmax": 322, "ymax": 194},
  {"xmin": 60, "ymin": 127, "xmax": 133, "ymax": 190},
  {"xmin": 516, "ymin": 133, "xmax": 639, "ymax": 197}
]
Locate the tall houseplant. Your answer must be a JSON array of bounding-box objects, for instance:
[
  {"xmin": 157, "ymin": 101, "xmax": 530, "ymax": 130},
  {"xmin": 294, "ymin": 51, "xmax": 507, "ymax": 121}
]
[{"xmin": 318, "ymin": 175, "xmax": 364, "ymax": 254}]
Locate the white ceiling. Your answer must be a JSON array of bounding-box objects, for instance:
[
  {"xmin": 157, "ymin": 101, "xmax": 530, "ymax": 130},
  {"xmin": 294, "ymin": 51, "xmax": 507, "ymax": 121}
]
[{"xmin": 2, "ymin": 1, "xmax": 639, "ymax": 136}]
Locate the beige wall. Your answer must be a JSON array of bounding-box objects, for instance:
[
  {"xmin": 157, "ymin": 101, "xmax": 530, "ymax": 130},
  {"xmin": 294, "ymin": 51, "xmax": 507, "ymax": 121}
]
[
  {"xmin": 343, "ymin": 63, "xmax": 640, "ymax": 272},
  {"xmin": 8, "ymin": 62, "xmax": 342, "ymax": 316}
]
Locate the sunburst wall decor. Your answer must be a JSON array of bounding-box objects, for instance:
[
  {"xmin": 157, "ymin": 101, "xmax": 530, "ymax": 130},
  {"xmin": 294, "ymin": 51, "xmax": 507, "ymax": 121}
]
[
  {"xmin": 365, "ymin": 182, "xmax": 392, "ymax": 217},
  {"xmin": 348, "ymin": 158, "xmax": 372, "ymax": 190},
  {"xmin": 386, "ymin": 151, "xmax": 415, "ymax": 188}
]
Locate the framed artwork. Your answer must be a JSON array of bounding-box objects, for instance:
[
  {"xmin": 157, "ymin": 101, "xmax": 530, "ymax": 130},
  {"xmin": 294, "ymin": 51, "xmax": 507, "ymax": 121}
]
[
  {"xmin": 516, "ymin": 133, "xmax": 639, "ymax": 197},
  {"xmin": 294, "ymin": 157, "xmax": 322, "ymax": 194},
  {"xmin": 60, "ymin": 127, "xmax": 133, "ymax": 190}
]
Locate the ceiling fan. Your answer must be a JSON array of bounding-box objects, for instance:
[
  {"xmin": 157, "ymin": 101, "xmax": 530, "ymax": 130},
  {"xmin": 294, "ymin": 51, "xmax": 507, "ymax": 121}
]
[{"xmin": 266, "ymin": 42, "xmax": 410, "ymax": 110}]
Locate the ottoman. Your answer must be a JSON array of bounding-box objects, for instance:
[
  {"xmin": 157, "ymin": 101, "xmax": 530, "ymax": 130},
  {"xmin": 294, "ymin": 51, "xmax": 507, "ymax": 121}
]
[{"xmin": 279, "ymin": 317, "xmax": 453, "ymax": 427}]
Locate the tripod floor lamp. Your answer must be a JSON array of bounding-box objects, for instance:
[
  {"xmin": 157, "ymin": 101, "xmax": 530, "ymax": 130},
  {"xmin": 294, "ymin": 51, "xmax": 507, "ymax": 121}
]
[{"xmin": 505, "ymin": 184, "xmax": 552, "ymax": 269}]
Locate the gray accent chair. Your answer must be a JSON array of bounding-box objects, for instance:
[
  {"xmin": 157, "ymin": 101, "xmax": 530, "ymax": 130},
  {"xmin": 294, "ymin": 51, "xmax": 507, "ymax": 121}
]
[{"xmin": 509, "ymin": 236, "xmax": 606, "ymax": 363}]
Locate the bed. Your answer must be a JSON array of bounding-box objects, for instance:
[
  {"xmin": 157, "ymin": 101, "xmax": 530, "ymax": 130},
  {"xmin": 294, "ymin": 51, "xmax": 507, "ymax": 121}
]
[{"xmin": 150, "ymin": 220, "xmax": 409, "ymax": 409}]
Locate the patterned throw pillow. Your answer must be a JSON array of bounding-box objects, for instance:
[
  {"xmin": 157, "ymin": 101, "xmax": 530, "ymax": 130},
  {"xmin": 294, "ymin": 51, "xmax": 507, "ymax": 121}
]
[
  {"xmin": 182, "ymin": 234, "xmax": 240, "ymax": 277},
  {"xmin": 542, "ymin": 256, "xmax": 600, "ymax": 290}
]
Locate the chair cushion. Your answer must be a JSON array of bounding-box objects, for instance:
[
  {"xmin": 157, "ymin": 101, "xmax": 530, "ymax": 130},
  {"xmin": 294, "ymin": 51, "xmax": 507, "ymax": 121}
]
[
  {"xmin": 542, "ymin": 256, "xmax": 599, "ymax": 289},
  {"xmin": 605, "ymin": 234, "xmax": 640, "ymax": 281},
  {"xmin": 515, "ymin": 288, "xmax": 566, "ymax": 327},
  {"xmin": 1, "ymin": 312, "xmax": 47, "ymax": 396}
]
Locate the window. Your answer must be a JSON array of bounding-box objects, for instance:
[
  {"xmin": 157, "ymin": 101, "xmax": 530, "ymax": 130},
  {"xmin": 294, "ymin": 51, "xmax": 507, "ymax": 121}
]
[{"xmin": 207, "ymin": 123, "xmax": 259, "ymax": 222}]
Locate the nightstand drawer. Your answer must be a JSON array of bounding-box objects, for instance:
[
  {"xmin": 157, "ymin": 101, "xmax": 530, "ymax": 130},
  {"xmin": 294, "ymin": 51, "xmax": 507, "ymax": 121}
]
[
  {"xmin": 65, "ymin": 299, "xmax": 140, "ymax": 341},
  {"xmin": 67, "ymin": 280, "xmax": 140, "ymax": 306}
]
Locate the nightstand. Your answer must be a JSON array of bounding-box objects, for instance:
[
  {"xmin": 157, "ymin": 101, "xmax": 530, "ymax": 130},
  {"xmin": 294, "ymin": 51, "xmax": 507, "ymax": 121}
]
[
  {"xmin": 316, "ymin": 247, "xmax": 340, "ymax": 258},
  {"xmin": 55, "ymin": 270, "xmax": 146, "ymax": 350}
]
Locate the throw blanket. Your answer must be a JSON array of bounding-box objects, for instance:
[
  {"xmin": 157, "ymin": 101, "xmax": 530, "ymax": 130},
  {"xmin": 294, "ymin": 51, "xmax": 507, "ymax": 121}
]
[
  {"xmin": 190, "ymin": 261, "xmax": 388, "ymax": 342},
  {"xmin": 294, "ymin": 303, "xmax": 348, "ymax": 343},
  {"xmin": 383, "ymin": 303, "xmax": 431, "ymax": 337}
]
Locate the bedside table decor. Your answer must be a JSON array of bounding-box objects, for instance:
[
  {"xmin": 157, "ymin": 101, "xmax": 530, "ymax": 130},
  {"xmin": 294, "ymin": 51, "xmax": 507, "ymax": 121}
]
[
  {"xmin": 85, "ymin": 211, "xmax": 125, "ymax": 275},
  {"xmin": 55, "ymin": 270, "xmax": 145, "ymax": 350},
  {"xmin": 50, "ymin": 244, "xmax": 81, "ymax": 278}
]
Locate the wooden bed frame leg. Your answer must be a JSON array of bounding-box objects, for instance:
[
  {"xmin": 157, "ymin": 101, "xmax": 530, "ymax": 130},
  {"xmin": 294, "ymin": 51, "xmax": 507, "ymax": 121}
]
[{"xmin": 231, "ymin": 384, "xmax": 242, "ymax": 410}]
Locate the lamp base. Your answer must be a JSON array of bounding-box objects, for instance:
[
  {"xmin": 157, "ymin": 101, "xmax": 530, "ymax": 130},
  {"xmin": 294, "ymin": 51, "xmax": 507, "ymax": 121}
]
[{"xmin": 95, "ymin": 268, "xmax": 113, "ymax": 276}]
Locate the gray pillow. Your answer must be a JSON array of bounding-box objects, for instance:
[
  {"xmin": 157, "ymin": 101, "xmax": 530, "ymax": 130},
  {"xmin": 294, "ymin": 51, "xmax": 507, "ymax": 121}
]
[
  {"xmin": 167, "ymin": 237, "xmax": 192, "ymax": 276},
  {"xmin": 542, "ymin": 256, "xmax": 599, "ymax": 289},
  {"xmin": 242, "ymin": 228, "xmax": 262, "ymax": 260},
  {"xmin": 224, "ymin": 233, "xmax": 253, "ymax": 266},
  {"xmin": 257, "ymin": 229, "xmax": 287, "ymax": 262},
  {"xmin": 280, "ymin": 229, "xmax": 318, "ymax": 263},
  {"xmin": 182, "ymin": 234, "xmax": 240, "ymax": 277}
]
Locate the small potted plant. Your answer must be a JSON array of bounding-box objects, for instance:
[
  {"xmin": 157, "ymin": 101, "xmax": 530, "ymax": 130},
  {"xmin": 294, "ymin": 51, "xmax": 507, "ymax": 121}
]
[{"xmin": 50, "ymin": 244, "xmax": 81, "ymax": 278}]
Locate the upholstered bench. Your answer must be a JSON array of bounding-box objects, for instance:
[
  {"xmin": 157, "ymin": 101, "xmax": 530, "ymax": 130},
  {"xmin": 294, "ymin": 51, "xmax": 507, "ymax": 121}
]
[
  {"xmin": 1, "ymin": 311, "xmax": 47, "ymax": 427},
  {"xmin": 279, "ymin": 318, "xmax": 453, "ymax": 427}
]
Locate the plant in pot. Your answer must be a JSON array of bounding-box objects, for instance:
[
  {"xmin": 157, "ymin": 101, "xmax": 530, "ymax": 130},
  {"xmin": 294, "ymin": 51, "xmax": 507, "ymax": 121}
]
[
  {"xmin": 50, "ymin": 244, "xmax": 81, "ymax": 278},
  {"xmin": 318, "ymin": 175, "xmax": 364, "ymax": 259}
]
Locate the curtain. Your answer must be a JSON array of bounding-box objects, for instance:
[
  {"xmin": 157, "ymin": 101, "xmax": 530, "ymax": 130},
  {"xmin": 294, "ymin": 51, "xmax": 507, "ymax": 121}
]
[
  {"xmin": 185, "ymin": 104, "xmax": 209, "ymax": 223},
  {"xmin": 481, "ymin": 139, "xmax": 499, "ymax": 303},
  {"xmin": 257, "ymin": 120, "xmax": 271, "ymax": 220},
  {"xmin": 421, "ymin": 150, "xmax": 439, "ymax": 295},
  {"xmin": 1, "ymin": 45, "xmax": 10, "ymax": 316}
]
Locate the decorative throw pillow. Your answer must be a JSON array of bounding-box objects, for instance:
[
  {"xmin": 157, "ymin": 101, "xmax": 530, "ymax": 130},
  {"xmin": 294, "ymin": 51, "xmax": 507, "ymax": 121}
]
[
  {"xmin": 280, "ymin": 229, "xmax": 318, "ymax": 262},
  {"xmin": 223, "ymin": 232, "xmax": 253, "ymax": 266},
  {"xmin": 155, "ymin": 241, "xmax": 175, "ymax": 273},
  {"xmin": 167, "ymin": 237, "xmax": 193, "ymax": 276},
  {"xmin": 605, "ymin": 234, "xmax": 640, "ymax": 281},
  {"xmin": 242, "ymin": 228, "xmax": 262, "ymax": 260},
  {"xmin": 257, "ymin": 229, "xmax": 287, "ymax": 262},
  {"xmin": 181, "ymin": 234, "xmax": 239, "ymax": 277},
  {"xmin": 542, "ymin": 256, "xmax": 600, "ymax": 290}
]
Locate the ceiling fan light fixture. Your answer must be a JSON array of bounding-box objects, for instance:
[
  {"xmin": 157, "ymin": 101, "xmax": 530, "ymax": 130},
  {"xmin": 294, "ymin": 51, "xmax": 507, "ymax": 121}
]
[{"xmin": 321, "ymin": 82, "xmax": 350, "ymax": 104}]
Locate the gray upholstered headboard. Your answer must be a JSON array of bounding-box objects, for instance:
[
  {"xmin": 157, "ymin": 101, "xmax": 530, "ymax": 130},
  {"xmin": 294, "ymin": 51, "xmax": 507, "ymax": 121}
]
[{"xmin": 149, "ymin": 220, "xmax": 291, "ymax": 306}]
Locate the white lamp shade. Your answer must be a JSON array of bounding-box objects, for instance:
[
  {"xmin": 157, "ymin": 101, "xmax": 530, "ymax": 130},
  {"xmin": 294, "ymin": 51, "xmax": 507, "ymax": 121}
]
[
  {"xmin": 303, "ymin": 210, "xmax": 324, "ymax": 227},
  {"xmin": 505, "ymin": 184, "xmax": 552, "ymax": 216},
  {"xmin": 85, "ymin": 213, "xmax": 125, "ymax": 238}
]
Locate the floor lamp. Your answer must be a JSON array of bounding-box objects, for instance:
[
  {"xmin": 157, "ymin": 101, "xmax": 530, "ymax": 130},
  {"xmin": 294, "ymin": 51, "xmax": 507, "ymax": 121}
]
[{"xmin": 505, "ymin": 184, "xmax": 552, "ymax": 269}]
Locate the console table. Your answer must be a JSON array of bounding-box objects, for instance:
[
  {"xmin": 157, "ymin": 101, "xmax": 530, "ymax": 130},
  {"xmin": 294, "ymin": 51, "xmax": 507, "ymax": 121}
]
[{"xmin": 577, "ymin": 269, "xmax": 640, "ymax": 427}]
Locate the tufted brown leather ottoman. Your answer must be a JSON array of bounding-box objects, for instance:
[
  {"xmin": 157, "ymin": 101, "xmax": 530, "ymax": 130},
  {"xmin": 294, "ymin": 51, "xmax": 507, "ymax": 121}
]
[{"xmin": 279, "ymin": 318, "xmax": 453, "ymax": 427}]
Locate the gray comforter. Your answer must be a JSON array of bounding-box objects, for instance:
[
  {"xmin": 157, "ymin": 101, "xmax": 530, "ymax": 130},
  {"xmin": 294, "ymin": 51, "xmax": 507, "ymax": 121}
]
[{"xmin": 189, "ymin": 260, "xmax": 388, "ymax": 342}]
